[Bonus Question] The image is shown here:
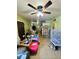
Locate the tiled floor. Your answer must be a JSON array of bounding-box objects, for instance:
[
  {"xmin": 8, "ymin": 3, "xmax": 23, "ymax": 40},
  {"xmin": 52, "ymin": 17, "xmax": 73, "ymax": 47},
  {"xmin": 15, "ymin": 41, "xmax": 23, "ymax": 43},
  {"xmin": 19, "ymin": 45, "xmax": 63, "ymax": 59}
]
[{"xmin": 30, "ymin": 37, "xmax": 61, "ymax": 59}]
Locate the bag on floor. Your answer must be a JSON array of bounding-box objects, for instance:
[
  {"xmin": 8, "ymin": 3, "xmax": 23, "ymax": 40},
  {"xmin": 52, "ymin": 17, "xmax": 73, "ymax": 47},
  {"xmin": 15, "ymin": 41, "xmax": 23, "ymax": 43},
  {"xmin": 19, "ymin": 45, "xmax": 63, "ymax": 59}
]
[
  {"xmin": 17, "ymin": 47, "xmax": 30, "ymax": 59},
  {"xmin": 29, "ymin": 42, "xmax": 38, "ymax": 54}
]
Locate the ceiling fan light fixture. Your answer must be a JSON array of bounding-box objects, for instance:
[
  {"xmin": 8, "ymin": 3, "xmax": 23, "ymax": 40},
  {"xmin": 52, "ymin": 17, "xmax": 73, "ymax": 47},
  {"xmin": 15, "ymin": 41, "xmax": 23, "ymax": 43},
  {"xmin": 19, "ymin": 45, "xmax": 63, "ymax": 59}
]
[{"xmin": 37, "ymin": 11, "xmax": 43, "ymax": 17}]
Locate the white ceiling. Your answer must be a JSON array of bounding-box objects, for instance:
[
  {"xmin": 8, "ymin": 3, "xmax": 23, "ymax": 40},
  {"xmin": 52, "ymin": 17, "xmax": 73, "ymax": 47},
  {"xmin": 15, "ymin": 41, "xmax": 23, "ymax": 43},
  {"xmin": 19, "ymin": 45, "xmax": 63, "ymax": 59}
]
[{"xmin": 17, "ymin": 0, "xmax": 61, "ymax": 21}]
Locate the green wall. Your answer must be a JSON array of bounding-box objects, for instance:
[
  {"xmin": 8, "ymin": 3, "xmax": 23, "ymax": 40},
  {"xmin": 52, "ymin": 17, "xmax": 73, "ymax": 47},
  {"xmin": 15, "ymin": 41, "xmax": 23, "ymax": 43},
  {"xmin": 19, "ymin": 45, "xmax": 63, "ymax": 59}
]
[
  {"xmin": 56, "ymin": 16, "xmax": 61, "ymax": 29},
  {"xmin": 51, "ymin": 16, "xmax": 61, "ymax": 30},
  {"xmin": 17, "ymin": 16, "xmax": 31, "ymax": 33}
]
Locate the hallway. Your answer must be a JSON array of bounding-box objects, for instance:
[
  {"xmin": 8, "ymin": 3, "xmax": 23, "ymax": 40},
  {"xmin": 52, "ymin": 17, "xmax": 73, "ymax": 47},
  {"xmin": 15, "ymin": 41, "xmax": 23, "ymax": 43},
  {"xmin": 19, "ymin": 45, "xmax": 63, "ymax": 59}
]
[
  {"xmin": 30, "ymin": 37, "xmax": 61, "ymax": 59},
  {"xmin": 17, "ymin": 0, "xmax": 61, "ymax": 59}
]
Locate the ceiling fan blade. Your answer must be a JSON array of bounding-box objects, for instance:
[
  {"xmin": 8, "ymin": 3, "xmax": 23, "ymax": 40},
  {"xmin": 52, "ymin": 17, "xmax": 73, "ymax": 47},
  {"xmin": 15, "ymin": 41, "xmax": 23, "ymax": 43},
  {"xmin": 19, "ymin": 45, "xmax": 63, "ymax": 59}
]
[
  {"xmin": 44, "ymin": 1, "xmax": 52, "ymax": 9},
  {"xmin": 28, "ymin": 3, "xmax": 37, "ymax": 10},
  {"xmin": 31, "ymin": 12, "xmax": 37, "ymax": 15},
  {"xmin": 43, "ymin": 11, "xmax": 51, "ymax": 14}
]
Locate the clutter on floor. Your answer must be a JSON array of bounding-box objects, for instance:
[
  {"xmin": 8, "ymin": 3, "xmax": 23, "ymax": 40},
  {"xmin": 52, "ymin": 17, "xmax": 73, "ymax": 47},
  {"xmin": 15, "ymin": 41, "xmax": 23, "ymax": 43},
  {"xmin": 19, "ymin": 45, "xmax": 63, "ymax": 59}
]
[{"xmin": 17, "ymin": 30, "xmax": 40, "ymax": 59}]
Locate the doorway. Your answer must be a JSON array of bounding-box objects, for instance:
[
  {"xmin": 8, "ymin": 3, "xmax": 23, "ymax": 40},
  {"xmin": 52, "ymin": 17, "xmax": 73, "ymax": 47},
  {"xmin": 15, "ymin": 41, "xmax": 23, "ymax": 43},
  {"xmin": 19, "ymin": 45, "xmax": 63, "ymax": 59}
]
[{"xmin": 17, "ymin": 21, "xmax": 25, "ymax": 40}]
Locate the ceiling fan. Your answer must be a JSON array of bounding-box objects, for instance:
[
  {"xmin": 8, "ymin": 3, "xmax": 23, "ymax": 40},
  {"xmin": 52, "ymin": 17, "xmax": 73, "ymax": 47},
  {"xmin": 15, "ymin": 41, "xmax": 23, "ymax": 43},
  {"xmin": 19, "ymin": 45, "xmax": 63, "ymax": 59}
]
[{"xmin": 27, "ymin": 1, "xmax": 52, "ymax": 16}]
